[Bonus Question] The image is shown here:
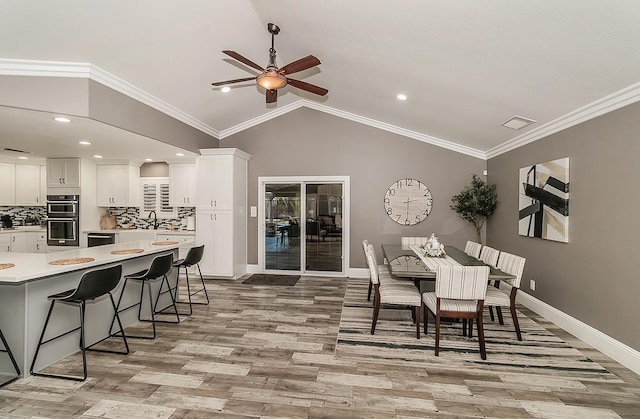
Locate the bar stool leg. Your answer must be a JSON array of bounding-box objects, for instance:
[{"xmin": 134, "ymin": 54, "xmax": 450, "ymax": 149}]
[
  {"xmin": 153, "ymin": 274, "xmax": 180, "ymax": 323},
  {"xmin": 0, "ymin": 328, "xmax": 20, "ymax": 387}
]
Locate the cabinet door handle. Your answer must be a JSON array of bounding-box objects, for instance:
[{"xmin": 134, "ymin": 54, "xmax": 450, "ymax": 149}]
[
  {"xmin": 214, "ymin": 200, "xmax": 217, "ymax": 207},
  {"xmin": 62, "ymin": 177, "xmax": 66, "ymax": 184},
  {"xmin": 12, "ymin": 236, "xmax": 15, "ymax": 242},
  {"xmin": 36, "ymin": 243, "xmax": 40, "ymax": 250}
]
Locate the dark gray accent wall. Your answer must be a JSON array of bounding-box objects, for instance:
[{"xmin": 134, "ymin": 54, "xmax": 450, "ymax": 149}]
[
  {"xmin": 487, "ymin": 101, "xmax": 640, "ymax": 352},
  {"xmin": 221, "ymin": 107, "xmax": 486, "ymax": 267}
]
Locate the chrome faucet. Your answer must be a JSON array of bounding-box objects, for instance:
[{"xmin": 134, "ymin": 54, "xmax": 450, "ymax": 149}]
[{"xmin": 148, "ymin": 210, "xmax": 159, "ymax": 230}]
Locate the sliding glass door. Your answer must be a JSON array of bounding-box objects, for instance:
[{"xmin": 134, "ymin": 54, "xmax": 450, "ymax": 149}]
[{"xmin": 259, "ymin": 177, "xmax": 349, "ymax": 276}]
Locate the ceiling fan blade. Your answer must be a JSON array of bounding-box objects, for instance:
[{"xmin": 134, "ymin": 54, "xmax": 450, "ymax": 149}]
[
  {"xmin": 222, "ymin": 50, "xmax": 264, "ymax": 72},
  {"xmin": 266, "ymin": 89, "xmax": 277, "ymax": 104},
  {"xmin": 287, "ymin": 78, "xmax": 328, "ymax": 96},
  {"xmin": 211, "ymin": 77, "xmax": 255, "ymax": 87},
  {"xmin": 279, "ymin": 55, "xmax": 321, "ymax": 75}
]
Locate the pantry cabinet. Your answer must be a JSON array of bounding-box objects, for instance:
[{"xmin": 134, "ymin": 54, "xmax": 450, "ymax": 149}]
[{"xmin": 195, "ymin": 148, "xmax": 250, "ymax": 278}]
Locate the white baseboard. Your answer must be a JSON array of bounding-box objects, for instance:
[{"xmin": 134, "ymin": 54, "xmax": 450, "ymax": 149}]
[
  {"xmin": 512, "ymin": 285, "xmax": 640, "ymax": 376},
  {"xmin": 246, "ymin": 264, "xmax": 260, "ymax": 274}
]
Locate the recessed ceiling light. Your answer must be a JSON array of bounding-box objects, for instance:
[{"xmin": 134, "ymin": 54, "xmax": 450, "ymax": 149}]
[
  {"xmin": 221, "ymin": 86, "xmax": 231, "ymax": 93},
  {"xmin": 176, "ymin": 153, "xmax": 184, "ymax": 157},
  {"xmin": 93, "ymin": 154, "xmax": 103, "ymax": 159},
  {"xmin": 78, "ymin": 141, "xmax": 91, "ymax": 145},
  {"xmin": 18, "ymin": 156, "xmax": 28, "ymax": 160},
  {"xmin": 396, "ymin": 94, "xmax": 407, "ymax": 101},
  {"xmin": 501, "ymin": 115, "xmax": 536, "ymax": 130},
  {"xmin": 144, "ymin": 158, "xmax": 153, "ymax": 162},
  {"xmin": 53, "ymin": 117, "xmax": 72, "ymax": 123}
]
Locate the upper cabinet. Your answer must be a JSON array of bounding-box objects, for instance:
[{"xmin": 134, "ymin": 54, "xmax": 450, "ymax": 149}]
[
  {"xmin": 169, "ymin": 163, "xmax": 196, "ymax": 207},
  {"xmin": 47, "ymin": 158, "xmax": 80, "ymax": 188},
  {"xmin": 196, "ymin": 154, "xmax": 235, "ymax": 210},
  {"xmin": 0, "ymin": 163, "xmax": 16, "ymax": 205},
  {"xmin": 96, "ymin": 164, "xmax": 140, "ymax": 207},
  {"xmin": 0, "ymin": 163, "xmax": 46, "ymax": 206},
  {"xmin": 15, "ymin": 164, "xmax": 44, "ymax": 206}
]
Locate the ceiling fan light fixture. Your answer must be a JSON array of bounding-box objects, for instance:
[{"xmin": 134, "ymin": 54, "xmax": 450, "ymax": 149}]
[{"xmin": 257, "ymin": 71, "xmax": 287, "ymax": 90}]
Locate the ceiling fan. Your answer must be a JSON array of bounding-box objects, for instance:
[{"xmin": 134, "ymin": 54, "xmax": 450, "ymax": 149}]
[{"xmin": 211, "ymin": 23, "xmax": 328, "ymax": 104}]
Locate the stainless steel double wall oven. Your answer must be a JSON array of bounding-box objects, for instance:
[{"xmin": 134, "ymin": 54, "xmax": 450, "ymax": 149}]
[{"xmin": 46, "ymin": 194, "xmax": 79, "ymax": 246}]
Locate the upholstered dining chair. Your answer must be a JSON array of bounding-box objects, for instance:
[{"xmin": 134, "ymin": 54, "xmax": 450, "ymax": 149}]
[
  {"xmin": 362, "ymin": 239, "xmax": 373, "ymax": 301},
  {"xmin": 478, "ymin": 245, "xmax": 500, "ymax": 321},
  {"xmin": 422, "ymin": 265, "xmax": 490, "ymax": 360},
  {"xmin": 479, "ymin": 245, "xmax": 500, "ymax": 267},
  {"xmin": 401, "ymin": 237, "xmax": 429, "ymax": 247},
  {"xmin": 464, "ymin": 241, "xmax": 482, "ymax": 259},
  {"xmin": 365, "ymin": 244, "xmax": 422, "ymax": 338},
  {"xmin": 484, "ymin": 252, "xmax": 526, "ymax": 341}
]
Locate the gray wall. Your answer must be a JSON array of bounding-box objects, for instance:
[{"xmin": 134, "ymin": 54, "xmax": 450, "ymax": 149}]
[
  {"xmin": 222, "ymin": 107, "xmax": 486, "ymax": 267},
  {"xmin": 0, "ymin": 75, "xmax": 218, "ymax": 153},
  {"xmin": 487, "ymin": 101, "xmax": 640, "ymax": 352}
]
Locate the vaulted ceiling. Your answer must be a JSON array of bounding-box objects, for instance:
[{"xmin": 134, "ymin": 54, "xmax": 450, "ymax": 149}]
[{"xmin": 1, "ymin": 0, "xmax": 640, "ymax": 161}]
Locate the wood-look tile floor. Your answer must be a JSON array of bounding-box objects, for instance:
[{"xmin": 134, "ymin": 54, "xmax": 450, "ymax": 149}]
[{"xmin": 1, "ymin": 276, "xmax": 639, "ymax": 418}]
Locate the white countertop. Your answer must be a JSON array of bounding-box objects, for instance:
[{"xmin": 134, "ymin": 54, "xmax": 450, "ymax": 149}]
[
  {"xmin": 0, "ymin": 239, "xmax": 182, "ymax": 284},
  {"xmin": 83, "ymin": 229, "xmax": 195, "ymax": 236}
]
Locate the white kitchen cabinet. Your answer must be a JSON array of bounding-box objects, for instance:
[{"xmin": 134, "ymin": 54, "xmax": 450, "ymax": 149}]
[
  {"xmin": 196, "ymin": 210, "xmax": 233, "ymax": 276},
  {"xmin": 196, "ymin": 154, "xmax": 234, "ymax": 210},
  {"xmin": 47, "ymin": 158, "xmax": 80, "ymax": 188},
  {"xmin": 195, "ymin": 148, "xmax": 250, "ymax": 278},
  {"xmin": 10, "ymin": 232, "xmax": 27, "ymax": 253},
  {"xmin": 0, "ymin": 163, "xmax": 16, "ymax": 205},
  {"xmin": 40, "ymin": 165, "xmax": 47, "ymax": 206},
  {"xmin": 169, "ymin": 163, "xmax": 196, "ymax": 207},
  {"xmin": 35, "ymin": 231, "xmax": 48, "ymax": 253},
  {"xmin": 15, "ymin": 164, "xmax": 43, "ymax": 206},
  {"xmin": 96, "ymin": 164, "xmax": 140, "ymax": 207},
  {"xmin": 0, "ymin": 233, "xmax": 10, "ymax": 252}
]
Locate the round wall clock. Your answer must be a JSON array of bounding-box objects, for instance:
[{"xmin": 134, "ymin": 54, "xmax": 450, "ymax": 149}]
[{"xmin": 383, "ymin": 178, "xmax": 433, "ymax": 225}]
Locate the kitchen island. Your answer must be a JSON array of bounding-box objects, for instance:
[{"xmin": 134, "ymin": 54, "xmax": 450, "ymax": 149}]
[{"xmin": 0, "ymin": 240, "xmax": 183, "ymax": 379}]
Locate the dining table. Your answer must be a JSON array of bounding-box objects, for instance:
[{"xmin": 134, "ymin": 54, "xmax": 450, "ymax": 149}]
[{"xmin": 381, "ymin": 244, "xmax": 515, "ymax": 282}]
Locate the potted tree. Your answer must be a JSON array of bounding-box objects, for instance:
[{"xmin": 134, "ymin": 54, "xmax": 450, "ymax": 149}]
[{"xmin": 450, "ymin": 174, "xmax": 498, "ymax": 244}]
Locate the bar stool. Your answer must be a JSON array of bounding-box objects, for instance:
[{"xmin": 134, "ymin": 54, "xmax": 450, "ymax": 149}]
[
  {"xmin": 30, "ymin": 264, "xmax": 129, "ymax": 381},
  {"xmin": 0, "ymin": 328, "xmax": 20, "ymax": 387},
  {"xmin": 110, "ymin": 253, "xmax": 179, "ymax": 340},
  {"xmin": 173, "ymin": 245, "xmax": 208, "ymax": 316}
]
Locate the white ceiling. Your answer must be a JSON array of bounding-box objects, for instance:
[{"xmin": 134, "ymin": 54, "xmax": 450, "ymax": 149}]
[{"xmin": 1, "ymin": 0, "xmax": 640, "ymax": 161}]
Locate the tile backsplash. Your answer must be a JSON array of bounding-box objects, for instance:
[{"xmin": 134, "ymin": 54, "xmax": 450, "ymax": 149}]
[
  {"xmin": 0, "ymin": 206, "xmax": 46, "ymax": 226},
  {"xmin": 106, "ymin": 207, "xmax": 195, "ymax": 231}
]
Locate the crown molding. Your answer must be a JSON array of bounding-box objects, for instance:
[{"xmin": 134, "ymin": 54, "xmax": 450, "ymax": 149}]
[
  {"xmin": 486, "ymin": 81, "xmax": 640, "ymax": 159},
  {"xmin": 218, "ymin": 100, "xmax": 306, "ymax": 138},
  {"xmin": 220, "ymin": 99, "xmax": 486, "ymax": 159},
  {"xmin": 0, "ymin": 58, "xmax": 219, "ymax": 138}
]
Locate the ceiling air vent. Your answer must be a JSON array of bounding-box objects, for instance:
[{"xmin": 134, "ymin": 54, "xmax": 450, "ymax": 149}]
[
  {"xmin": 501, "ymin": 116, "xmax": 536, "ymax": 130},
  {"xmin": 3, "ymin": 147, "xmax": 31, "ymax": 154}
]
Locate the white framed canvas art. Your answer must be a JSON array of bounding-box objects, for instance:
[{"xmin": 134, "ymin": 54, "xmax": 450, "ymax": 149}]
[{"xmin": 518, "ymin": 157, "xmax": 569, "ymax": 243}]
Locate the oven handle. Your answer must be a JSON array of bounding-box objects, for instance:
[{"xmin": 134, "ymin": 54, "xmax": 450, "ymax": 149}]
[
  {"xmin": 47, "ymin": 218, "xmax": 78, "ymax": 221},
  {"xmin": 46, "ymin": 200, "xmax": 79, "ymax": 204}
]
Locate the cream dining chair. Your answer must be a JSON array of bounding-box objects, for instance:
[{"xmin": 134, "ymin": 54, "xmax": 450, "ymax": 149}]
[
  {"xmin": 464, "ymin": 241, "xmax": 482, "ymax": 259},
  {"xmin": 365, "ymin": 244, "xmax": 422, "ymax": 338},
  {"xmin": 479, "ymin": 245, "xmax": 499, "ymax": 267},
  {"xmin": 422, "ymin": 265, "xmax": 490, "ymax": 360},
  {"xmin": 400, "ymin": 237, "xmax": 429, "ymax": 247},
  {"xmin": 484, "ymin": 252, "xmax": 526, "ymax": 341}
]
